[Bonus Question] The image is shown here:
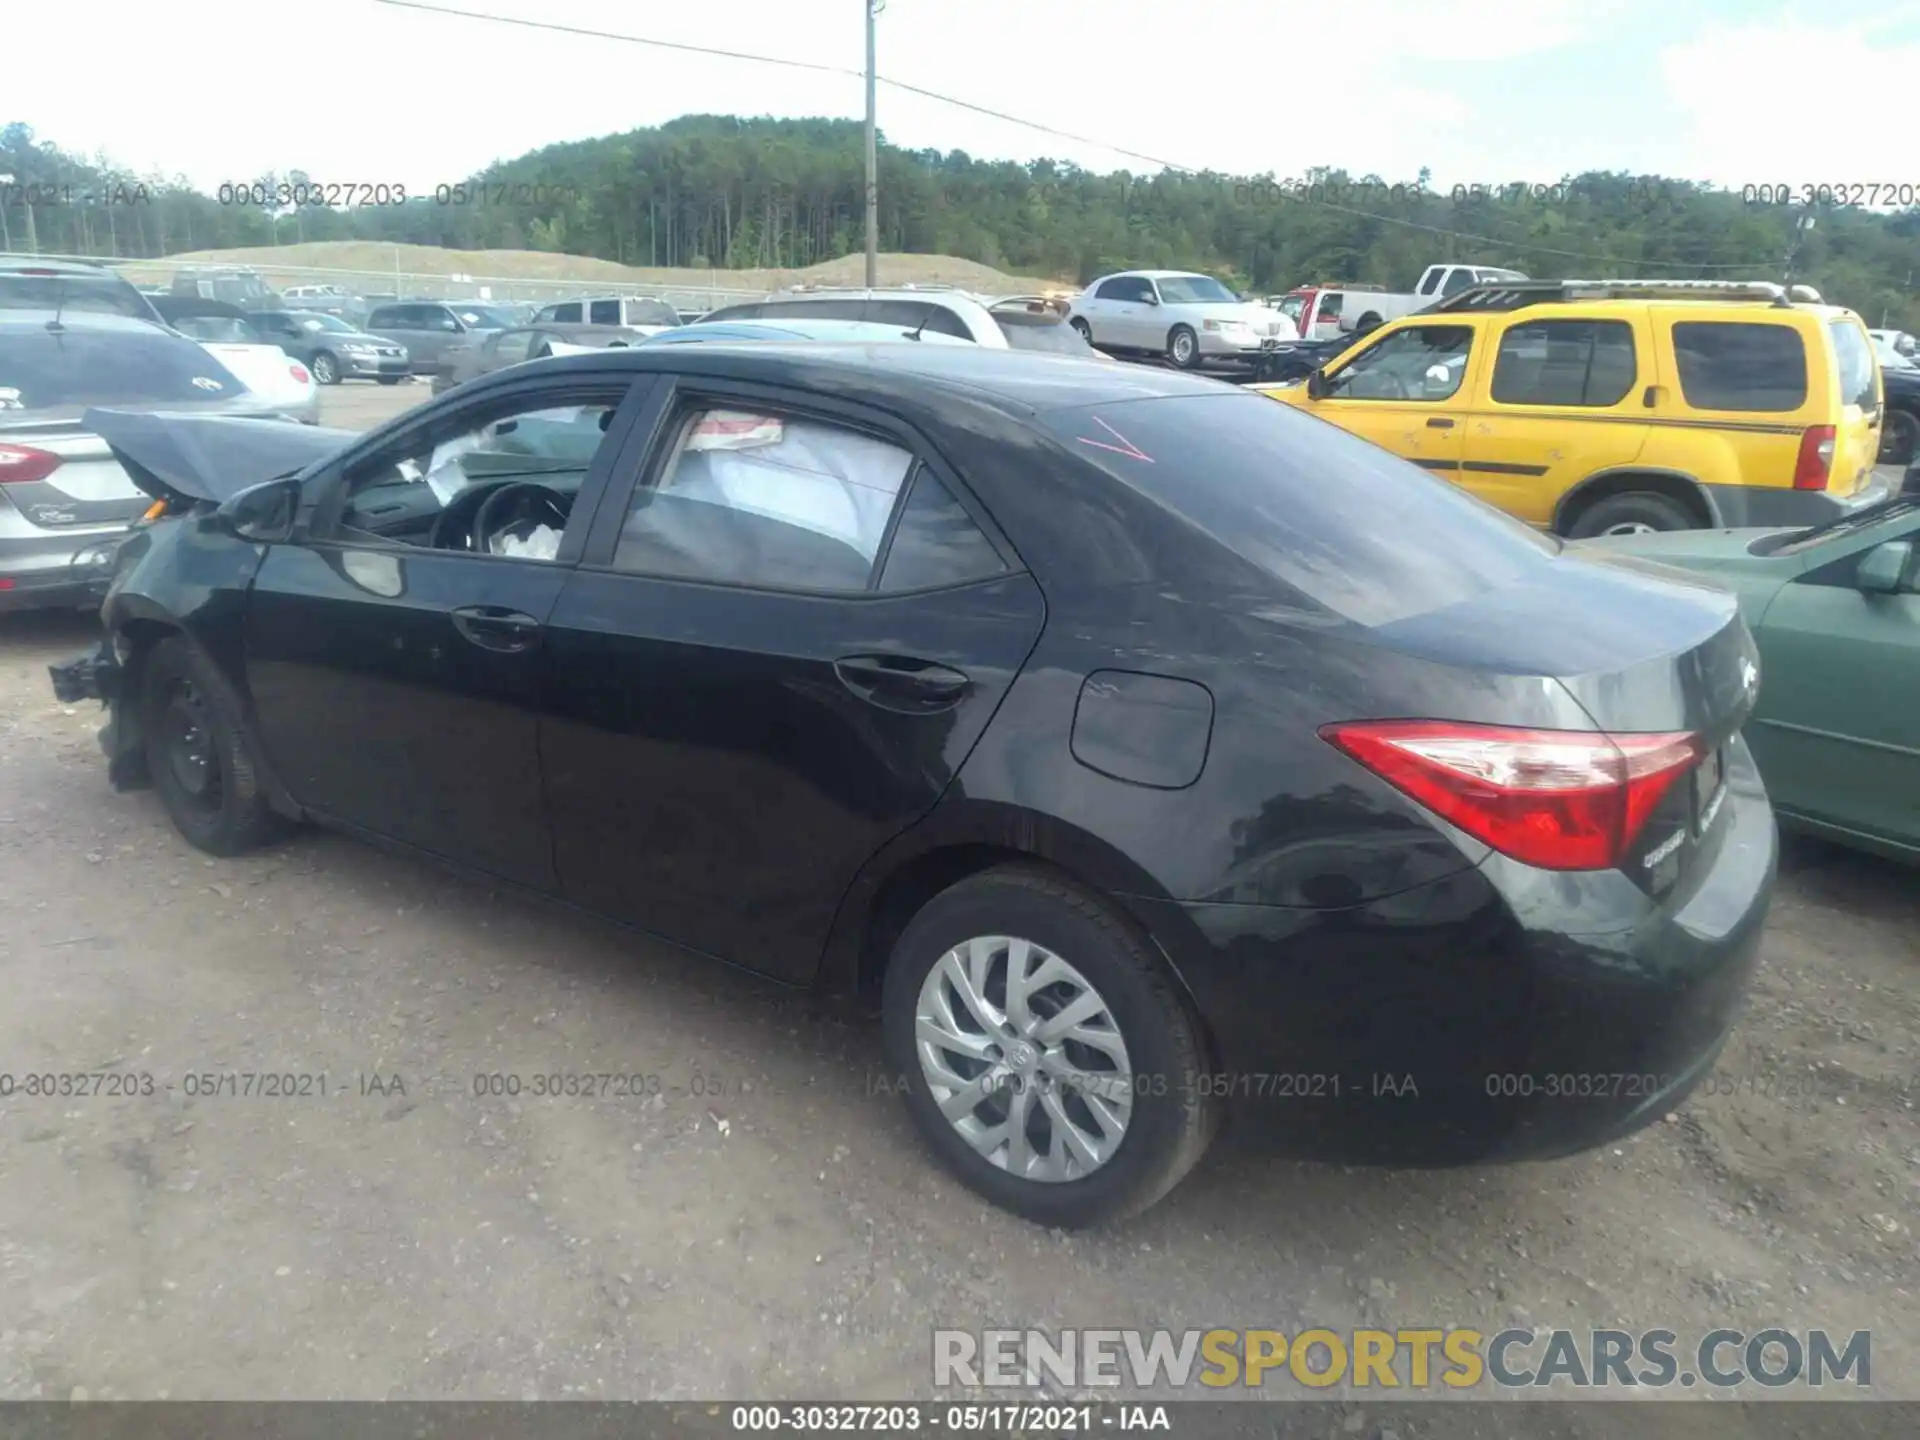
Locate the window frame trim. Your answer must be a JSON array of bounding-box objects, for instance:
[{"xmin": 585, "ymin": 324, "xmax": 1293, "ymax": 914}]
[{"xmin": 576, "ymin": 375, "xmax": 1027, "ymax": 599}]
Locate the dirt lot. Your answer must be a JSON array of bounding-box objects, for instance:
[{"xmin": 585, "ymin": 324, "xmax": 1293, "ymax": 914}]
[{"xmin": 0, "ymin": 384, "xmax": 1914, "ymax": 1417}]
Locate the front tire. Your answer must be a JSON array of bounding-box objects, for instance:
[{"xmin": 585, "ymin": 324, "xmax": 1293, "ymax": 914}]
[
  {"xmin": 1166, "ymin": 324, "xmax": 1200, "ymax": 370},
  {"xmin": 881, "ymin": 865, "xmax": 1215, "ymax": 1227},
  {"xmin": 309, "ymin": 351, "xmax": 340, "ymax": 385},
  {"xmin": 142, "ymin": 638, "xmax": 286, "ymax": 857},
  {"xmin": 1565, "ymin": 490, "xmax": 1697, "ymax": 538}
]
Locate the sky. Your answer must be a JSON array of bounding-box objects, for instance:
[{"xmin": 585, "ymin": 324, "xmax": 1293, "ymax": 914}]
[{"xmin": 11, "ymin": 0, "xmax": 1920, "ymax": 197}]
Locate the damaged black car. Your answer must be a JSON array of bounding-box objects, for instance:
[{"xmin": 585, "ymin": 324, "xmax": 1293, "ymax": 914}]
[{"xmin": 52, "ymin": 343, "xmax": 1775, "ymax": 1228}]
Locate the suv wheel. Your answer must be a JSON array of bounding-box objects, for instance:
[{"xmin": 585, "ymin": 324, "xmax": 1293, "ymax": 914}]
[
  {"xmin": 1166, "ymin": 325, "xmax": 1200, "ymax": 369},
  {"xmin": 142, "ymin": 638, "xmax": 287, "ymax": 857},
  {"xmin": 1566, "ymin": 491, "xmax": 1697, "ymax": 538},
  {"xmin": 1880, "ymin": 409, "xmax": 1920, "ymax": 467},
  {"xmin": 881, "ymin": 866, "xmax": 1215, "ymax": 1227}
]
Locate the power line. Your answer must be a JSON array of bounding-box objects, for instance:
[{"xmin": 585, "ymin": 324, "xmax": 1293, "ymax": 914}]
[{"xmin": 370, "ymin": 0, "xmax": 1781, "ymax": 271}]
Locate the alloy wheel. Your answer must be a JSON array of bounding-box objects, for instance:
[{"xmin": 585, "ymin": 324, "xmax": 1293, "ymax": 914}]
[
  {"xmin": 311, "ymin": 352, "xmax": 338, "ymax": 385},
  {"xmin": 1601, "ymin": 520, "xmax": 1658, "ymax": 536},
  {"xmin": 913, "ymin": 935, "xmax": 1134, "ymax": 1182}
]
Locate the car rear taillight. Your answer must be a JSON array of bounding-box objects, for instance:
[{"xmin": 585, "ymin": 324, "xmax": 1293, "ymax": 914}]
[
  {"xmin": 1794, "ymin": 425, "xmax": 1835, "ymax": 490},
  {"xmin": 0, "ymin": 444, "xmax": 63, "ymax": 484},
  {"xmin": 289, "ymin": 363, "xmax": 311, "ymax": 384},
  {"xmin": 1320, "ymin": 720, "xmax": 1705, "ymax": 871}
]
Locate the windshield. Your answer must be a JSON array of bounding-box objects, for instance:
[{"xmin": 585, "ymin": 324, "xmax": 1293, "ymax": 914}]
[
  {"xmin": 0, "ymin": 327, "xmax": 246, "ymax": 410},
  {"xmin": 456, "ymin": 306, "xmax": 518, "ymax": 329},
  {"xmin": 0, "ymin": 274, "xmax": 156, "ymax": 320},
  {"xmin": 1768, "ymin": 496, "xmax": 1919, "ymax": 557},
  {"xmin": 1155, "ymin": 275, "xmax": 1239, "ymax": 305},
  {"xmin": 1040, "ymin": 393, "xmax": 1558, "ymax": 627},
  {"xmin": 297, "ymin": 312, "xmax": 356, "ymax": 333},
  {"xmin": 1276, "ymin": 295, "xmax": 1307, "ymax": 323},
  {"xmin": 173, "ymin": 316, "xmax": 258, "ymax": 344}
]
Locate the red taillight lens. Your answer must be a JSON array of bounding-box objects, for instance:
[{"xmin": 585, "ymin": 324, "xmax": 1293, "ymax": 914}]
[
  {"xmin": 1794, "ymin": 424, "xmax": 1835, "ymax": 490},
  {"xmin": 1320, "ymin": 720, "xmax": 1704, "ymax": 871},
  {"xmin": 289, "ymin": 363, "xmax": 311, "ymax": 384},
  {"xmin": 0, "ymin": 444, "xmax": 63, "ymax": 484}
]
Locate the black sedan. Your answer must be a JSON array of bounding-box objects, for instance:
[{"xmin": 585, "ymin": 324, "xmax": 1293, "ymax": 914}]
[{"xmin": 49, "ymin": 345, "xmax": 1774, "ymax": 1226}]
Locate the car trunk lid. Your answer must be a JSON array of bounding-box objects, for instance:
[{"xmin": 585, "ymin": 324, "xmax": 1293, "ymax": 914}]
[{"xmin": 0, "ymin": 417, "xmax": 149, "ymax": 527}]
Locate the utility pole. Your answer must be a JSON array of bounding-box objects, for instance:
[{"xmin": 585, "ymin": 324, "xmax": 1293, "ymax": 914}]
[{"xmin": 865, "ymin": 0, "xmax": 881, "ymax": 287}]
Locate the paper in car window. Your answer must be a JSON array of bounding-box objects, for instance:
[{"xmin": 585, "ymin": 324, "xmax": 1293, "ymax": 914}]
[
  {"xmin": 425, "ymin": 432, "xmax": 484, "ymax": 506},
  {"xmin": 687, "ymin": 410, "xmax": 783, "ymax": 451}
]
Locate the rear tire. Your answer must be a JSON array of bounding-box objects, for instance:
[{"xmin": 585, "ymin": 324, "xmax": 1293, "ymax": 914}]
[
  {"xmin": 1069, "ymin": 317, "xmax": 1093, "ymax": 343},
  {"xmin": 310, "ymin": 351, "xmax": 340, "ymax": 385},
  {"xmin": 1565, "ymin": 491, "xmax": 1697, "ymax": 538},
  {"xmin": 1879, "ymin": 408, "xmax": 1919, "ymax": 467},
  {"xmin": 881, "ymin": 865, "xmax": 1216, "ymax": 1227},
  {"xmin": 1166, "ymin": 324, "xmax": 1200, "ymax": 370},
  {"xmin": 142, "ymin": 638, "xmax": 286, "ymax": 858}
]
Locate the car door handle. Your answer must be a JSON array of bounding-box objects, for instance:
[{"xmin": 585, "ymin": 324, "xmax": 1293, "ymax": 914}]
[
  {"xmin": 834, "ymin": 654, "xmax": 971, "ymax": 712},
  {"xmin": 451, "ymin": 605, "xmax": 542, "ymax": 652},
  {"xmin": 1426, "ymin": 417, "xmax": 1454, "ymax": 429}
]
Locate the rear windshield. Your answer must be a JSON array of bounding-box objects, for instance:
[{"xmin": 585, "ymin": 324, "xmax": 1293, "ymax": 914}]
[
  {"xmin": 1041, "ymin": 394, "xmax": 1559, "ymax": 627},
  {"xmin": 1671, "ymin": 322, "xmax": 1808, "ymax": 412},
  {"xmin": 995, "ymin": 316, "xmax": 1096, "ymax": 354},
  {"xmin": 0, "ymin": 327, "xmax": 246, "ymax": 409},
  {"xmin": 0, "ymin": 273, "xmax": 155, "ymax": 320}
]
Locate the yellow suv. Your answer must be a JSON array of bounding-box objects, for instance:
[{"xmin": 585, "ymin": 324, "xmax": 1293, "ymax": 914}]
[{"xmin": 1258, "ymin": 279, "xmax": 1891, "ymax": 536}]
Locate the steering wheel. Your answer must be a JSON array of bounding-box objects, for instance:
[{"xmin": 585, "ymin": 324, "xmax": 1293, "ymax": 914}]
[{"xmin": 471, "ymin": 481, "xmax": 569, "ymax": 555}]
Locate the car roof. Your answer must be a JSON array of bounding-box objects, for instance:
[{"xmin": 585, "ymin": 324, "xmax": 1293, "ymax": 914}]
[
  {"xmin": 643, "ymin": 318, "xmax": 974, "ymax": 345},
  {"xmin": 0, "ymin": 309, "xmax": 170, "ymax": 335},
  {"xmin": 520, "ymin": 340, "xmax": 1225, "ymax": 415}
]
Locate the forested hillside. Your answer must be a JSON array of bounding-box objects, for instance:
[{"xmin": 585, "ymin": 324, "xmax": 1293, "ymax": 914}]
[{"xmin": 8, "ymin": 116, "xmax": 1920, "ymax": 326}]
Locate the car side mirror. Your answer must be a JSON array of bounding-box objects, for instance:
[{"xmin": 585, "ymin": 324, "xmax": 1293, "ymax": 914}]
[
  {"xmin": 214, "ymin": 476, "xmax": 301, "ymax": 543},
  {"xmin": 1857, "ymin": 539, "xmax": 1917, "ymax": 594},
  {"xmin": 1305, "ymin": 367, "xmax": 1329, "ymax": 400},
  {"xmin": 1142, "ymin": 293, "xmax": 1159, "ymax": 306}
]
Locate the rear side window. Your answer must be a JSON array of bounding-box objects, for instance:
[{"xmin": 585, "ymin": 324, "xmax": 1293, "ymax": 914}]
[
  {"xmin": 1828, "ymin": 320, "xmax": 1878, "ymax": 410},
  {"xmin": 877, "ymin": 471, "xmax": 1008, "ymax": 591},
  {"xmin": 865, "ymin": 301, "xmax": 972, "ymax": 339},
  {"xmin": 1040, "ymin": 394, "xmax": 1558, "ymax": 627},
  {"xmin": 612, "ymin": 408, "xmax": 915, "ymax": 592},
  {"xmin": 588, "ymin": 299, "xmax": 620, "ymax": 325},
  {"xmin": 367, "ymin": 308, "xmax": 398, "ymax": 328},
  {"xmin": 0, "ymin": 328, "xmax": 246, "ymax": 409},
  {"xmin": 550, "ymin": 302, "xmax": 583, "ymax": 323},
  {"xmin": 0, "ymin": 274, "xmax": 153, "ymax": 319},
  {"xmin": 1491, "ymin": 319, "xmax": 1637, "ymax": 406},
  {"xmin": 1671, "ymin": 322, "xmax": 1808, "ymax": 412}
]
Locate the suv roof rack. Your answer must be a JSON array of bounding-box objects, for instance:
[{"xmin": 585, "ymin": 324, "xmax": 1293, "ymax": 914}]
[{"xmin": 1433, "ymin": 278, "xmax": 1823, "ymax": 312}]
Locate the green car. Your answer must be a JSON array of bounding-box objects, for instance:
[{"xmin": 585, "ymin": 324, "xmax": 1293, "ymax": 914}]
[{"xmin": 1586, "ymin": 494, "xmax": 1920, "ymax": 863}]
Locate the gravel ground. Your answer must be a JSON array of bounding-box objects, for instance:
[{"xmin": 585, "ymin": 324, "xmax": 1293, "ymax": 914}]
[{"xmin": 0, "ymin": 382, "xmax": 1913, "ymax": 1417}]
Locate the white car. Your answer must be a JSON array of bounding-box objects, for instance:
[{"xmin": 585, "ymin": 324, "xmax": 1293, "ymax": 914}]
[
  {"xmin": 1068, "ymin": 270, "xmax": 1297, "ymax": 368},
  {"xmin": 155, "ymin": 305, "xmax": 320, "ymax": 424}
]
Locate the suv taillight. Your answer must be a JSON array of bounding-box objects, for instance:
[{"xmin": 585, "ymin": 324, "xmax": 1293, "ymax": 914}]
[
  {"xmin": 1320, "ymin": 720, "xmax": 1705, "ymax": 871},
  {"xmin": 1794, "ymin": 425, "xmax": 1836, "ymax": 491},
  {"xmin": 0, "ymin": 444, "xmax": 62, "ymax": 484}
]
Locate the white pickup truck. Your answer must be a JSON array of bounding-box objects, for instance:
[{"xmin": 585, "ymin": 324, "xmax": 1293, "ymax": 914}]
[{"xmin": 1277, "ymin": 263, "xmax": 1529, "ymax": 338}]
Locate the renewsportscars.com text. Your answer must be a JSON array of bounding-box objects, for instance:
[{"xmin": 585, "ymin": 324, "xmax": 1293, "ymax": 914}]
[{"xmin": 933, "ymin": 1326, "xmax": 1871, "ymax": 1391}]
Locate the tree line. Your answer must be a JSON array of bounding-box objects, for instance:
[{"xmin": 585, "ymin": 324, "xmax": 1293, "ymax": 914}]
[{"xmin": 7, "ymin": 116, "xmax": 1920, "ymax": 327}]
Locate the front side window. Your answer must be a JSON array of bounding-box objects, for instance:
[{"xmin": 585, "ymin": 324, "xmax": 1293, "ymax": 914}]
[
  {"xmin": 328, "ymin": 389, "xmax": 627, "ymax": 557},
  {"xmin": 612, "ymin": 407, "xmax": 915, "ymax": 592},
  {"xmin": 1324, "ymin": 324, "xmax": 1474, "ymax": 401},
  {"xmin": 1671, "ymin": 322, "xmax": 1808, "ymax": 412},
  {"xmin": 1155, "ymin": 275, "xmax": 1237, "ymax": 304},
  {"xmin": 1490, "ymin": 319, "xmax": 1637, "ymax": 407},
  {"xmin": 865, "ymin": 300, "xmax": 973, "ymax": 338},
  {"xmin": 1093, "ymin": 278, "xmax": 1132, "ymax": 301}
]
